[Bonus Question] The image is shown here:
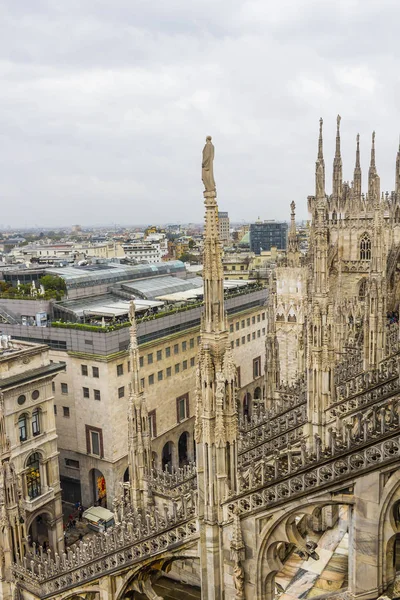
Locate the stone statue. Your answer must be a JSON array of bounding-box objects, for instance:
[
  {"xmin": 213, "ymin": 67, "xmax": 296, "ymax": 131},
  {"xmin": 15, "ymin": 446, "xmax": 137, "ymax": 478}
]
[
  {"xmin": 129, "ymin": 300, "xmax": 136, "ymax": 325},
  {"xmin": 316, "ymin": 160, "xmax": 324, "ymax": 198},
  {"xmin": 202, "ymin": 136, "xmax": 216, "ymax": 193},
  {"xmin": 233, "ymin": 561, "xmax": 245, "ymax": 598}
]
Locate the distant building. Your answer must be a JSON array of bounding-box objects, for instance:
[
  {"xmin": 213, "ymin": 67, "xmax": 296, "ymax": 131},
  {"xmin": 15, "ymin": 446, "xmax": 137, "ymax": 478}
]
[
  {"xmin": 218, "ymin": 212, "xmax": 230, "ymax": 243},
  {"xmin": 121, "ymin": 241, "xmax": 162, "ymax": 263},
  {"xmin": 249, "ymin": 220, "xmax": 288, "ymax": 254}
]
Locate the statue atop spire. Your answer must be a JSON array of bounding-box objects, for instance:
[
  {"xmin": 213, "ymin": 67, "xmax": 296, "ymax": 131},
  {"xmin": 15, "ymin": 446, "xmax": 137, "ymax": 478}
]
[
  {"xmin": 354, "ymin": 133, "xmax": 362, "ymax": 199},
  {"xmin": 287, "ymin": 201, "xmax": 300, "ymax": 266},
  {"xmin": 332, "ymin": 114, "xmax": 343, "ymax": 200},
  {"xmin": 202, "ymin": 136, "xmax": 216, "ymax": 194},
  {"xmin": 196, "ymin": 136, "xmax": 239, "ymax": 598}
]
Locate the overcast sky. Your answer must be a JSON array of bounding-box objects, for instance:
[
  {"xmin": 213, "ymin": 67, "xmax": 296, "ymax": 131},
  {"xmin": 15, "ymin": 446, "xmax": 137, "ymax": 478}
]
[{"xmin": 1, "ymin": 0, "xmax": 400, "ymax": 228}]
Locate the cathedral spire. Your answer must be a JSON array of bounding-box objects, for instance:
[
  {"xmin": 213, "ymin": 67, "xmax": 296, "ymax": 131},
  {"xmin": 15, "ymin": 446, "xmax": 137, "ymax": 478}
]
[
  {"xmin": 287, "ymin": 201, "xmax": 300, "ymax": 266},
  {"xmin": 201, "ymin": 136, "xmax": 225, "ymax": 334},
  {"xmin": 354, "ymin": 133, "xmax": 362, "ymax": 198},
  {"xmin": 197, "ymin": 136, "xmax": 239, "ymax": 599},
  {"xmin": 332, "ymin": 115, "xmax": 343, "ymax": 200},
  {"xmin": 315, "ymin": 118, "xmax": 325, "ymax": 200},
  {"xmin": 127, "ymin": 300, "xmax": 151, "ymax": 510},
  {"xmin": 368, "ymin": 131, "xmax": 378, "ymax": 200}
]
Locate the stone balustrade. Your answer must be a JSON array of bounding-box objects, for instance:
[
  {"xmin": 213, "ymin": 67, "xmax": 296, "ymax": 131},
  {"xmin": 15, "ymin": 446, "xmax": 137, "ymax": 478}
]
[
  {"xmin": 226, "ymin": 399, "xmax": 400, "ymax": 518},
  {"xmin": 335, "ymin": 356, "xmax": 398, "ymax": 403},
  {"xmin": 13, "ymin": 497, "xmax": 198, "ymax": 597},
  {"xmin": 148, "ymin": 463, "xmax": 197, "ymax": 497}
]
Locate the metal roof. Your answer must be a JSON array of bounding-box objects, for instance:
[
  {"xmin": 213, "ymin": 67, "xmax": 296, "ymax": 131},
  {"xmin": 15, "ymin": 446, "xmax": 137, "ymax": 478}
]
[
  {"xmin": 122, "ymin": 276, "xmax": 204, "ymax": 299},
  {"xmin": 47, "ymin": 261, "xmax": 185, "ymax": 288}
]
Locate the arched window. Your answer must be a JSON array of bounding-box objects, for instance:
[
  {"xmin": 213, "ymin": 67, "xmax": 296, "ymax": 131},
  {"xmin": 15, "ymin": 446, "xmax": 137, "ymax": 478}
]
[
  {"xmin": 360, "ymin": 233, "xmax": 371, "ymax": 260},
  {"xmin": 18, "ymin": 414, "xmax": 27, "ymax": 442},
  {"xmin": 359, "ymin": 279, "xmax": 367, "ymax": 300},
  {"xmin": 26, "ymin": 453, "xmax": 41, "ymax": 499},
  {"xmin": 32, "ymin": 408, "xmax": 40, "ymax": 436}
]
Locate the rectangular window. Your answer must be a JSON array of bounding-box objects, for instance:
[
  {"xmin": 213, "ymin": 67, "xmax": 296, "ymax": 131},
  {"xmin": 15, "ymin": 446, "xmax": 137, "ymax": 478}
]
[
  {"xmin": 81, "ymin": 365, "xmax": 88, "ymax": 376},
  {"xmin": 127, "ymin": 361, "xmax": 131, "ymax": 372},
  {"xmin": 63, "ymin": 406, "xmax": 70, "ymax": 417},
  {"xmin": 262, "ymin": 328, "xmax": 265, "ymax": 335},
  {"xmin": 190, "ymin": 338, "xmax": 194, "ymax": 349},
  {"xmin": 166, "ymin": 347, "xmax": 171, "ymax": 358},
  {"xmin": 91, "ymin": 431, "xmax": 100, "ymax": 456},
  {"xmin": 190, "ymin": 357, "xmax": 195, "ymax": 367},
  {"xmin": 94, "ymin": 389, "xmax": 101, "ymax": 401},
  {"xmin": 231, "ymin": 341, "xmax": 234, "ymax": 349},
  {"xmin": 61, "ymin": 383, "xmax": 68, "ymax": 394},
  {"xmin": 230, "ymin": 324, "xmax": 234, "ymax": 333},
  {"xmin": 148, "ymin": 353, "xmax": 153, "ymax": 365},
  {"xmin": 257, "ymin": 330, "xmax": 261, "ymax": 338},
  {"xmin": 52, "ymin": 381, "xmax": 55, "ymax": 392},
  {"xmin": 148, "ymin": 374, "xmax": 154, "ymax": 385},
  {"xmin": 236, "ymin": 322, "xmax": 239, "ymax": 331},
  {"xmin": 262, "ymin": 312, "xmax": 266, "ymax": 320},
  {"xmin": 92, "ymin": 366, "xmax": 99, "ymax": 378},
  {"xmin": 241, "ymin": 320, "xmax": 245, "ymax": 329},
  {"xmin": 157, "ymin": 350, "xmax": 162, "ymax": 361},
  {"xmin": 166, "ymin": 367, "xmax": 172, "ymax": 377},
  {"xmin": 252, "ymin": 316, "xmax": 256, "ymax": 324},
  {"xmin": 148, "ymin": 410, "xmax": 157, "ymax": 438},
  {"xmin": 197, "ymin": 336, "xmax": 201, "ymax": 345},
  {"xmin": 54, "ymin": 405, "xmax": 57, "ymax": 415},
  {"xmin": 236, "ymin": 339, "xmax": 240, "ymax": 347},
  {"xmin": 157, "ymin": 370, "xmax": 163, "ymax": 381},
  {"xmin": 247, "ymin": 318, "xmax": 250, "ymax": 326},
  {"xmin": 174, "ymin": 344, "xmax": 179, "ymax": 354},
  {"xmin": 257, "ymin": 314, "xmax": 261, "ymax": 323},
  {"xmin": 182, "ymin": 341, "xmax": 187, "ymax": 352},
  {"xmin": 85, "ymin": 426, "xmax": 103, "ymax": 457},
  {"xmin": 236, "ymin": 367, "xmax": 241, "ymax": 388},
  {"xmin": 83, "ymin": 387, "xmax": 90, "ymax": 399},
  {"xmin": 140, "ymin": 378, "xmax": 145, "ymax": 389},
  {"xmin": 183, "ymin": 360, "xmax": 188, "ymax": 370},
  {"xmin": 117, "ymin": 364, "xmax": 124, "ymax": 376},
  {"xmin": 252, "ymin": 331, "xmax": 256, "ymax": 340},
  {"xmin": 118, "ymin": 386, "xmax": 125, "ymax": 398},
  {"xmin": 175, "ymin": 363, "xmax": 180, "ymax": 374},
  {"xmin": 65, "ymin": 458, "xmax": 80, "ymax": 469},
  {"xmin": 253, "ymin": 356, "xmax": 261, "ymax": 378},
  {"xmin": 242, "ymin": 336, "xmax": 245, "ymax": 345},
  {"xmin": 176, "ymin": 393, "xmax": 189, "ymax": 422},
  {"xmin": 139, "ymin": 356, "xmax": 144, "ymax": 368},
  {"xmin": 247, "ymin": 334, "xmax": 250, "ymax": 342}
]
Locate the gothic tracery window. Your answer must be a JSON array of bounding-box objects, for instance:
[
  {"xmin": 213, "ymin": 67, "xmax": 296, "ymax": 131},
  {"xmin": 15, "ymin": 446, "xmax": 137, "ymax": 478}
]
[{"xmin": 359, "ymin": 233, "xmax": 371, "ymax": 261}]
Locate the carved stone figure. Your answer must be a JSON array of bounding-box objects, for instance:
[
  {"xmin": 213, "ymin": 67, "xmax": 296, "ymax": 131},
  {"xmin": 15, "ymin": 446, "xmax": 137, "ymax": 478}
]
[
  {"xmin": 202, "ymin": 136, "xmax": 216, "ymax": 193},
  {"xmin": 233, "ymin": 561, "xmax": 245, "ymax": 598}
]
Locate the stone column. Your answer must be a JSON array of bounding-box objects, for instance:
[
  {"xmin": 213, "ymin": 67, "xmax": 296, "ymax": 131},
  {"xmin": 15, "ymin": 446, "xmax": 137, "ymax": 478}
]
[{"xmin": 348, "ymin": 471, "xmax": 381, "ymax": 599}]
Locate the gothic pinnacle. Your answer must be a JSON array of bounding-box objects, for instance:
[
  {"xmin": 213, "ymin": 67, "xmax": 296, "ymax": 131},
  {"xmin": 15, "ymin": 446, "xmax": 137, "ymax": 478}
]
[
  {"xmin": 318, "ymin": 117, "xmax": 324, "ymax": 163},
  {"xmin": 368, "ymin": 131, "xmax": 378, "ymax": 200},
  {"xmin": 332, "ymin": 114, "xmax": 342, "ymax": 200},
  {"xmin": 354, "ymin": 133, "xmax": 362, "ymax": 198}
]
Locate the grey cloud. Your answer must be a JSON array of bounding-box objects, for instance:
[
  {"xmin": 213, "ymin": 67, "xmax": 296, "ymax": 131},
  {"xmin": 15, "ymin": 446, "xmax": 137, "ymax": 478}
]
[{"xmin": 0, "ymin": 0, "xmax": 399, "ymax": 227}]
